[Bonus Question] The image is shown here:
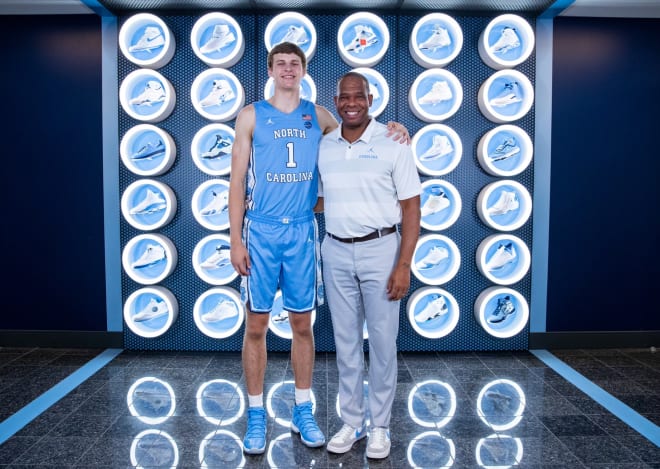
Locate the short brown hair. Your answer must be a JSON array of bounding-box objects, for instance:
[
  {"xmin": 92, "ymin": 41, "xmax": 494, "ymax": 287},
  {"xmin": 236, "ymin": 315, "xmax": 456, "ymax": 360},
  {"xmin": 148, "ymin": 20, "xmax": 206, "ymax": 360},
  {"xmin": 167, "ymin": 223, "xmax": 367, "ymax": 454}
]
[{"xmin": 267, "ymin": 42, "xmax": 307, "ymax": 72}]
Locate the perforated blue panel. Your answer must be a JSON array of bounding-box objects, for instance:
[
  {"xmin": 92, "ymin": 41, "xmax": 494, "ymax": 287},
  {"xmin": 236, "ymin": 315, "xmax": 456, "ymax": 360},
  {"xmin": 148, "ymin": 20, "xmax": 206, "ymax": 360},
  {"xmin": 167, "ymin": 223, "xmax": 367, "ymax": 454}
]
[{"xmin": 119, "ymin": 11, "xmax": 534, "ymax": 352}]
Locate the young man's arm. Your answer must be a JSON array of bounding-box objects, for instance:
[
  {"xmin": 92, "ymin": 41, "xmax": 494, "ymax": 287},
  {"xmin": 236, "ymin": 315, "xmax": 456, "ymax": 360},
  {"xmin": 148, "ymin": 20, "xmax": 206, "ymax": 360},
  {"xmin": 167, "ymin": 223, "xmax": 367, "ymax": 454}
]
[{"xmin": 228, "ymin": 104, "xmax": 255, "ymax": 276}]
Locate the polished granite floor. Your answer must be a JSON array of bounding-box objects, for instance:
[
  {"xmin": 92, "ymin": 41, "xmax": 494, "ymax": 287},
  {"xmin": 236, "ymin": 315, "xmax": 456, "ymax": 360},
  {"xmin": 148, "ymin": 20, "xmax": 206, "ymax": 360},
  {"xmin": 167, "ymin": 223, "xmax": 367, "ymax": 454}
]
[{"xmin": 0, "ymin": 346, "xmax": 658, "ymax": 468}]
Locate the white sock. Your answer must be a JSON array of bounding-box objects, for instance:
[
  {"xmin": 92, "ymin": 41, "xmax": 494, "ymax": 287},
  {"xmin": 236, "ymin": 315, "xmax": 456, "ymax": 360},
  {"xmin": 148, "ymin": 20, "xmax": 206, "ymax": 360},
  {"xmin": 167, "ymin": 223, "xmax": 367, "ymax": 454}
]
[
  {"xmin": 295, "ymin": 387, "xmax": 311, "ymax": 405},
  {"xmin": 248, "ymin": 393, "xmax": 263, "ymax": 408}
]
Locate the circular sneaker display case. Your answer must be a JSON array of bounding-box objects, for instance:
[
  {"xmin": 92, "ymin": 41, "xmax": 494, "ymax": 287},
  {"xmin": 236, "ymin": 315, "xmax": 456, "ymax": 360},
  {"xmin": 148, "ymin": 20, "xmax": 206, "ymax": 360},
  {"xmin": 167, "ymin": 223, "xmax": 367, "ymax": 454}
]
[
  {"xmin": 409, "ymin": 13, "xmax": 463, "ymax": 68},
  {"xmin": 407, "ymin": 379, "xmax": 457, "ymax": 429},
  {"xmin": 119, "ymin": 69, "xmax": 176, "ymax": 123},
  {"xmin": 191, "ymin": 123, "xmax": 235, "ymax": 176},
  {"xmin": 476, "ymin": 234, "xmax": 531, "ymax": 285},
  {"xmin": 476, "ymin": 434, "xmax": 523, "ymax": 468},
  {"xmin": 337, "ymin": 12, "xmax": 390, "ymax": 68},
  {"xmin": 350, "ymin": 67, "xmax": 390, "ymax": 118},
  {"xmin": 119, "ymin": 13, "xmax": 175, "ymax": 69},
  {"xmin": 196, "ymin": 380, "xmax": 245, "ymax": 426},
  {"xmin": 191, "ymin": 68, "xmax": 245, "ymax": 122},
  {"xmin": 130, "ymin": 430, "xmax": 179, "ymax": 469},
  {"xmin": 478, "ymin": 69, "xmax": 534, "ymax": 123},
  {"xmin": 191, "ymin": 179, "xmax": 231, "ymax": 231},
  {"xmin": 199, "ymin": 429, "xmax": 246, "ymax": 468},
  {"xmin": 479, "ymin": 14, "xmax": 535, "ymax": 70},
  {"xmin": 264, "ymin": 12, "xmax": 318, "ymax": 61},
  {"xmin": 123, "ymin": 285, "xmax": 178, "ymax": 338},
  {"xmin": 406, "ymin": 431, "xmax": 456, "ymax": 469},
  {"xmin": 407, "ymin": 287, "xmax": 460, "ymax": 339},
  {"xmin": 474, "ymin": 286, "xmax": 529, "ymax": 338},
  {"xmin": 419, "ymin": 179, "xmax": 462, "ymax": 232},
  {"xmin": 477, "ymin": 179, "xmax": 532, "ymax": 232},
  {"xmin": 121, "ymin": 179, "xmax": 177, "ymax": 231},
  {"xmin": 264, "ymin": 73, "xmax": 317, "ymax": 103},
  {"xmin": 477, "ymin": 378, "xmax": 526, "ymax": 431},
  {"xmin": 191, "ymin": 12, "xmax": 245, "ymax": 67},
  {"xmin": 412, "ymin": 123, "xmax": 462, "ymax": 176},
  {"xmin": 120, "ymin": 124, "xmax": 176, "ymax": 176},
  {"xmin": 122, "ymin": 233, "xmax": 177, "ymax": 285},
  {"xmin": 409, "ymin": 68, "xmax": 463, "ymax": 122},
  {"xmin": 268, "ymin": 290, "xmax": 317, "ymax": 340},
  {"xmin": 127, "ymin": 376, "xmax": 176, "ymax": 424},
  {"xmin": 192, "ymin": 233, "xmax": 238, "ymax": 286},
  {"xmin": 477, "ymin": 124, "xmax": 533, "ymax": 177},
  {"xmin": 193, "ymin": 287, "xmax": 245, "ymax": 339},
  {"xmin": 412, "ymin": 234, "xmax": 461, "ymax": 286}
]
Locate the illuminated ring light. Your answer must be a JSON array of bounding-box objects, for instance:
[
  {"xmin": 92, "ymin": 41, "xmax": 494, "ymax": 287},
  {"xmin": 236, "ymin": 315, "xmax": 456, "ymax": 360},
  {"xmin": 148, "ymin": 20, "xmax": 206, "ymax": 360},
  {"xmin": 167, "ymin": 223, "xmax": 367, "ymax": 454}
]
[
  {"xmin": 476, "ymin": 179, "xmax": 532, "ymax": 232},
  {"xmin": 191, "ymin": 12, "xmax": 245, "ymax": 67},
  {"xmin": 193, "ymin": 287, "xmax": 245, "ymax": 339},
  {"xmin": 476, "ymin": 234, "xmax": 531, "ymax": 286},
  {"xmin": 477, "ymin": 378, "xmax": 526, "ymax": 431},
  {"xmin": 120, "ymin": 124, "xmax": 176, "ymax": 176},
  {"xmin": 268, "ymin": 290, "xmax": 317, "ymax": 339},
  {"xmin": 199, "ymin": 429, "xmax": 245, "ymax": 469},
  {"xmin": 411, "ymin": 234, "xmax": 461, "ymax": 286},
  {"xmin": 266, "ymin": 380, "xmax": 318, "ymax": 427},
  {"xmin": 409, "ymin": 13, "xmax": 463, "ymax": 68},
  {"xmin": 478, "ymin": 69, "xmax": 534, "ymax": 124},
  {"xmin": 191, "ymin": 179, "xmax": 231, "ymax": 231},
  {"xmin": 407, "ymin": 379, "xmax": 457, "ymax": 428},
  {"xmin": 196, "ymin": 379, "xmax": 245, "ymax": 426},
  {"xmin": 123, "ymin": 286, "xmax": 178, "ymax": 338},
  {"xmin": 130, "ymin": 429, "xmax": 179, "ymax": 469},
  {"xmin": 475, "ymin": 434, "xmax": 523, "ymax": 468},
  {"xmin": 337, "ymin": 12, "xmax": 390, "ymax": 68},
  {"xmin": 267, "ymin": 433, "xmax": 298, "ymax": 469},
  {"xmin": 477, "ymin": 124, "xmax": 533, "ymax": 177},
  {"xmin": 122, "ymin": 233, "xmax": 177, "ymax": 285},
  {"xmin": 192, "ymin": 233, "xmax": 239, "ymax": 286},
  {"xmin": 474, "ymin": 286, "xmax": 529, "ymax": 339},
  {"xmin": 119, "ymin": 69, "xmax": 176, "ymax": 123},
  {"xmin": 119, "ymin": 13, "xmax": 175, "ymax": 69},
  {"xmin": 263, "ymin": 73, "xmax": 317, "ymax": 103},
  {"xmin": 412, "ymin": 123, "xmax": 462, "ymax": 177},
  {"xmin": 191, "ymin": 123, "xmax": 235, "ymax": 176},
  {"xmin": 350, "ymin": 67, "xmax": 390, "ymax": 118},
  {"xmin": 479, "ymin": 14, "xmax": 535, "ymax": 70},
  {"xmin": 121, "ymin": 179, "xmax": 176, "ymax": 231},
  {"xmin": 407, "ymin": 431, "xmax": 456, "ymax": 468},
  {"xmin": 264, "ymin": 12, "xmax": 317, "ymax": 61},
  {"xmin": 407, "ymin": 287, "xmax": 460, "ymax": 339},
  {"xmin": 126, "ymin": 376, "xmax": 176, "ymax": 424},
  {"xmin": 191, "ymin": 68, "xmax": 245, "ymax": 122},
  {"xmin": 335, "ymin": 380, "xmax": 370, "ymax": 427},
  {"xmin": 409, "ymin": 68, "xmax": 463, "ymax": 123},
  {"xmin": 418, "ymin": 179, "xmax": 462, "ymax": 232}
]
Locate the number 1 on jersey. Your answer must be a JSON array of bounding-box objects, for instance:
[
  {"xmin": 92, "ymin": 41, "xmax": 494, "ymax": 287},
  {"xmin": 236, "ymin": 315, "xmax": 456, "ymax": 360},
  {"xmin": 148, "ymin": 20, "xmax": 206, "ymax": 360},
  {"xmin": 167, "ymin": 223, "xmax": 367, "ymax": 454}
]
[{"xmin": 286, "ymin": 142, "xmax": 297, "ymax": 168}]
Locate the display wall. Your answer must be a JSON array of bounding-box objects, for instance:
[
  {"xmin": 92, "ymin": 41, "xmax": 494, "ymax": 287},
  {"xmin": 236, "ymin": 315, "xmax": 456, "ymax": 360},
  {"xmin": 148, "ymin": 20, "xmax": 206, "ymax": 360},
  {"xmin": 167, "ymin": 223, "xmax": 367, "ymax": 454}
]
[{"xmin": 117, "ymin": 10, "xmax": 536, "ymax": 352}]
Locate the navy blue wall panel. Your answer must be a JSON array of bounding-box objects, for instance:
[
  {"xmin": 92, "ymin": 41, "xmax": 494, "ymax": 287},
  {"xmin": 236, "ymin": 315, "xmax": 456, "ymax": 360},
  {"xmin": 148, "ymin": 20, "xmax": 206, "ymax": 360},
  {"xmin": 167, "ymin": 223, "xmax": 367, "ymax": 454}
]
[
  {"xmin": 548, "ymin": 17, "xmax": 660, "ymax": 332},
  {"xmin": 0, "ymin": 15, "xmax": 106, "ymax": 331}
]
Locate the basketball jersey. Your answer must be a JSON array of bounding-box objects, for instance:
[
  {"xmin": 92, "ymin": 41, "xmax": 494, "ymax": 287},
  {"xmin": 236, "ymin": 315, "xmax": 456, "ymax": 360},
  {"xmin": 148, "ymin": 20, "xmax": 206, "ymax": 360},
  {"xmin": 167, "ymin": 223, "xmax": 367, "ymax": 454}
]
[{"xmin": 246, "ymin": 99, "xmax": 322, "ymax": 220}]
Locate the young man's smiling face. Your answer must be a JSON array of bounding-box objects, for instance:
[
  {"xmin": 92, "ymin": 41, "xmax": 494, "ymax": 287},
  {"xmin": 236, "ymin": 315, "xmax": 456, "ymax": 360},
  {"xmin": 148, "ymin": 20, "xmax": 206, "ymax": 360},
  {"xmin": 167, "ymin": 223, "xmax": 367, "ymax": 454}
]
[{"xmin": 268, "ymin": 52, "xmax": 305, "ymax": 90}]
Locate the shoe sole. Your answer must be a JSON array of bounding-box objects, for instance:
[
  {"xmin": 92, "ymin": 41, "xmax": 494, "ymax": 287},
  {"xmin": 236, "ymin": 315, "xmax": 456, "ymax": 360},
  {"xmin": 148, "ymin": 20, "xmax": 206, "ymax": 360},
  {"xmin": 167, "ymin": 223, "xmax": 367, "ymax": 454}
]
[
  {"xmin": 366, "ymin": 447, "xmax": 390, "ymax": 459},
  {"xmin": 327, "ymin": 434, "xmax": 366, "ymax": 454},
  {"xmin": 243, "ymin": 446, "xmax": 265, "ymax": 455}
]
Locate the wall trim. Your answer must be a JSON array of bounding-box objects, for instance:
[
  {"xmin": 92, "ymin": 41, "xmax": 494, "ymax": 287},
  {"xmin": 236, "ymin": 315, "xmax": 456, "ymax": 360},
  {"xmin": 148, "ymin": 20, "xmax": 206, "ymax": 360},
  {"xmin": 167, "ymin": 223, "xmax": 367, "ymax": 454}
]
[
  {"xmin": 0, "ymin": 331, "xmax": 123, "ymax": 348},
  {"xmin": 530, "ymin": 331, "xmax": 660, "ymax": 349}
]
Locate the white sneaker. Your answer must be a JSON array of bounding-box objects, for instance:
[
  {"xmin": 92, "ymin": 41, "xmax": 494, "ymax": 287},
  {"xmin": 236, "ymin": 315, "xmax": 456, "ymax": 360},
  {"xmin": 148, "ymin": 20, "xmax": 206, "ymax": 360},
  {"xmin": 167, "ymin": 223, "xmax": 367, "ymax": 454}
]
[
  {"xmin": 486, "ymin": 243, "xmax": 517, "ymax": 271},
  {"xmin": 487, "ymin": 190, "xmax": 519, "ymax": 216},
  {"xmin": 132, "ymin": 244, "xmax": 166, "ymax": 269},
  {"xmin": 419, "ymin": 134, "xmax": 453, "ymax": 161},
  {"xmin": 129, "ymin": 26, "xmax": 165, "ymax": 53},
  {"xmin": 133, "ymin": 298, "xmax": 169, "ymax": 322},
  {"xmin": 281, "ymin": 24, "xmax": 309, "ymax": 46},
  {"xmin": 201, "ymin": 300, "xmax": 238, "ymax": 323},
  {"xmin": 415, "ymin": 245, "xmax": 449, "ymax": 270},
  {"xmin": 344, "ymin": 25, "xmax": 378, "ymax": 53},
  {"xmin": 200, "ymin": 24, "xmax": 236, "ymax": 54},
  {"xmin": 419, "ymin": 26, "xmax": 451, "ymax": 51},
  {"xmin": 421, "ymin": 191, "xmax": 450, "ymax": 217},
  {"xmin": 366, "ymin": 427, "xmax": 390, "ymax": 459},
  {"xmin": 199, "ymin": 244, "xmax": 231, "ymax": 270},
  {"xmin": 490, "ymin": 137, "xmax": 520, "ymax": 162},
  {"xmin": 414, "ymin": 294, "xmax": 448, "ymax": 322},
  {"xmin": 129, "ymin": 80, "xmax": 166, "ymax": 106},
  {"xmin": 489, "ymin": 82, "xmax": 522, "ymax": 108},
  {"xmin": 199, "ymin": 79, "xmax": 236, "ymax": 107},
  {"xmin": 129, "ymin": 189, "xmax": 167, "ymax": 215},
  {"xmin": 200, "ymin": 190, "xmax": 229, "ymax": 215},
  {"xmin": 418, "ymin": 80, "xmax": 452, "ymax": 106},
  {"xmin": 490, "ymin": 27, "xmax": 521, "ymax": 54},
  {"xmin": 326, "ymin": 424, "xmax": 366, "ymax": 454}
]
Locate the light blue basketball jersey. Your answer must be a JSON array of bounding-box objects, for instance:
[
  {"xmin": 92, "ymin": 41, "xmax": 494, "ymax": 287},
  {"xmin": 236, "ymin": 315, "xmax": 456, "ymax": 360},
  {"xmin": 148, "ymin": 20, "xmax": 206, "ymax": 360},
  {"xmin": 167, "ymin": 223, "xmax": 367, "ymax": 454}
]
[{"xmin": 247, "ymin": 99, "xmax": 322, "ymax": 220}]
